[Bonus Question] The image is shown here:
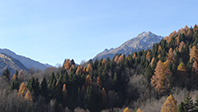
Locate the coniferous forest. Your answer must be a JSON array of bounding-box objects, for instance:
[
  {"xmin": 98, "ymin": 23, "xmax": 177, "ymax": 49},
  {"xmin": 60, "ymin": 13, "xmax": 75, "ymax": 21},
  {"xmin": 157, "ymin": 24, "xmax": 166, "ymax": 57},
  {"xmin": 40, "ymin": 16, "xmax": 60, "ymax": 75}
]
[{"xmin": 1, "ymin": 25, "xmax": 198, "ymax": 112}]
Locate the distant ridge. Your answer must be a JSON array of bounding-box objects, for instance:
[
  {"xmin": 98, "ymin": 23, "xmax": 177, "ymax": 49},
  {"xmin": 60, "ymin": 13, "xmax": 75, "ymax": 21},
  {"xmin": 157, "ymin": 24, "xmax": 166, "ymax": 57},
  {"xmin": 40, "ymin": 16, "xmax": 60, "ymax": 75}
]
[
  {"xmin": 93, "ymin": 31, "xmax": 164, "ymax": 60},
  {"xmin": 0, "ymin": 48, "xmax": 52, "ymax": 70},
  {"xmin": 0, "ymin": 53, "xmax": 28, "ymax": 75}
]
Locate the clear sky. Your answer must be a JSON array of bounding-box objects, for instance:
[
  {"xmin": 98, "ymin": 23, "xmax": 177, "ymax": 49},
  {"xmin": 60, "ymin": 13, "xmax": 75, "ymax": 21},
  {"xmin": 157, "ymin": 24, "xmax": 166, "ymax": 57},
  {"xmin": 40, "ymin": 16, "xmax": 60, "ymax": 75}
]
[{"xmin": 0, "ymin": 0, "xmax": 197, "ymax": 66}]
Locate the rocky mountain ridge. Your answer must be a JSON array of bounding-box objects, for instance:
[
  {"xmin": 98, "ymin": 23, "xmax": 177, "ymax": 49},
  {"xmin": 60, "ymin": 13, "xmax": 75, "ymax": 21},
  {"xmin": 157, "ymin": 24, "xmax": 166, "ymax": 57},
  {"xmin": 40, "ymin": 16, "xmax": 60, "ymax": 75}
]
[{"xmin": 93, "ymin": 31, "xmax": 164, "ymax": 60}]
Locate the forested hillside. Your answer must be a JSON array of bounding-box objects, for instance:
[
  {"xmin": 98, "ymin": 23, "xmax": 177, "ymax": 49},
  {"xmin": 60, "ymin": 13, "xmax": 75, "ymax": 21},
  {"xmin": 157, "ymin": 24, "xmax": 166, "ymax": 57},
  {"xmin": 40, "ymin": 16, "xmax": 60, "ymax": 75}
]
[{"xmin": 1, "ymin": 25, "xmax": 198, "ymax": 112}]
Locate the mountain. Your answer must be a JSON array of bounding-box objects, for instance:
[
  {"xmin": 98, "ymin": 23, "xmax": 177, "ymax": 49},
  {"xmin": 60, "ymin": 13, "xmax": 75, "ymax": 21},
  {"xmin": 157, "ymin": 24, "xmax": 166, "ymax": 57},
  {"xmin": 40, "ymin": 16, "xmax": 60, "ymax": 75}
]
[
  {"xmin": 0, "ymin": 53, "xmax": 28, "ymax": 75},
  {"xmin": 93, "ymin": 31, "xmax": 164, "ymax": 60},
  {"xmin": 0, "ymin": 48, "xmax": 52, "ymax": 70}
]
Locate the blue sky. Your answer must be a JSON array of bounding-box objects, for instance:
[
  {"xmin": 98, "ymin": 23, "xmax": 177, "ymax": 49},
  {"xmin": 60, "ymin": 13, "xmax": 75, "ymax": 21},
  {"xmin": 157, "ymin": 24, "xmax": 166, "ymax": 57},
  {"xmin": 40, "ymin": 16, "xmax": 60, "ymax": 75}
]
[{"xmin": 0, "ymin": 0, "xmax": 197, "ymax": 66}]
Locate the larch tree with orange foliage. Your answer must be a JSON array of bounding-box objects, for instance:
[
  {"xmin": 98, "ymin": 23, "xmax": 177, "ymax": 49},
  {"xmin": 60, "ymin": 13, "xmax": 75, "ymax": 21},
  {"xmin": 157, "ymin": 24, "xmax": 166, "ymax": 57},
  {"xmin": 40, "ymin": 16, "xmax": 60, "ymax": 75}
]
[
  {"xmin": 167, "ymin": 36, "xmax": 172, "ymax": 44},
  {"xmin": 167, "ymin": 48, "xmax": 174, "ymax": 63},
  {"xmin": 11, "ymin": 74, "xmax": 17, "ymax": 81},
  {"xmin": 18, "ymin": 69, "xmax": 24, "ymax": 76},
  {"xmin": 158, "ymin": 45, "xmax": 162, "ymax": 52},
  {"xmin": 24, "ymin": 90, "xmax": 33, "ymax": 101},
  {"xmin": 85, "ymin": 75, "xmax": 92, "ymax": 87},
  {"xmin": 64, "ymin": 59, "xmax": 71, "ymax": 71},
  {"xmin": 117, "ymin": 55, "xmax": 124, "ymax": 64},
  {"xmin": 114, "ymin": 55, "xmax": 119, "ymax": 62},
  {"xmin": 192, "ymin": 61, "xmax": 198, "ymax": 73},
  {"xmin": 18, "ymin": 82, "xmax": 28, "ymax": 97},
  {"xmin": 96, "ymin": 77, "xmax": 102, "ymax": 88},
  {"xmin": 150, "ymin": 57, "xmax": 155, "ymax": 67},
  {"xmin": 132, "ymin": 53, "xmax": 137, "ymax": 60},
  {"xmin": 186, "ymin": 29, "xmax": 193, "ymax": 39},
  {"xmin": 161, "ymin": 95, "xmax": 177, "ymax": 112},
  {"xmin": 76, "ymin": 66, "xmax": 83, "ymax": 74},
  {"xmin": 136, "ymin": 108, "xmax": 144, "ymax": 112},
  {"xmin": 151, "ymin": 60, "xmax": 172, "ymax": 94},
  {"xmin": 146, "ymin": 51, "xmax": 151, "ymax": 60},
  {"xmin": 62, "ymin": 84, "xmax": 67, "ymax": 99},
  {"xmin": 190, "ymin": 46, "xmax": 198, "ymax": 61},
  {"xmin": 102, "ymin": 59, "xmax": 106, "ymax": 67}
]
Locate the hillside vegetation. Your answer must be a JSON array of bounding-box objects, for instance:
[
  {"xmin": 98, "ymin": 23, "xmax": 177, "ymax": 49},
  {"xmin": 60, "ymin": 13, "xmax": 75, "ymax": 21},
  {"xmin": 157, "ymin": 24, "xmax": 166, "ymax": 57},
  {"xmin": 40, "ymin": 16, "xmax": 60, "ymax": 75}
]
[{"xmin": 1, "ymin": 25, "xmax": 198, "ymax": 112}]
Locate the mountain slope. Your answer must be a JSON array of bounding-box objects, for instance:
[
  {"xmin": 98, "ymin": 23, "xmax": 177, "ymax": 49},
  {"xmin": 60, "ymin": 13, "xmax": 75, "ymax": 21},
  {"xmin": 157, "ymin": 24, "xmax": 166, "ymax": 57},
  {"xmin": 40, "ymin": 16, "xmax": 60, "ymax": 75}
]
[
  {"xmin": 0, "ymin": 53, "xmax": 28, "ymax": 75},
  {"xmin": 93, "ymin": 31, "xmax": 164, "ymax": 60},
  {"xmin": 0, "ymin": 49, "xmax": 52, "ymax": 70}
]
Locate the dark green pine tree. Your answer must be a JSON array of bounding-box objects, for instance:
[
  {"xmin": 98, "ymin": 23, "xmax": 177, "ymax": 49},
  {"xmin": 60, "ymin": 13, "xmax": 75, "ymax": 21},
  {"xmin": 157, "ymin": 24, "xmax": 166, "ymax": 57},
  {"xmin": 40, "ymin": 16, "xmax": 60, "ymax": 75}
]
[
  {"xmin": 10, "ymin": 80, "xmax": 19, "ymax": 90},
  {"xmin": 194, "ymin": 94, "xmax": 198, "ymax": 111},
  {"xmin": 48, "ymin": 72, "xmax": 56, "ymax": 87},
  {"xmin": 40, "ymin": 76, "xmax": 48, "ymax": 99},
  {"xmin": 177, "ymin": 101, "xmax": 185, "ymax": 112},
  {"xmin": 52, "ymin": 99, "xmax": 60, "ymax": 112},
  {"xmin": 183, "ymin": 92, "xmax": 194, "ymax": 112},
  {"xmin": 15, "ymin": 70, "xmax": 18, "ymax": 76},
  {"xmin": 1, "ymin": 68, "xmax": 10, "ymax": 81},
  {"xmin": 27, "ymin": 77, "xmax": 40, "ymax": 97}
]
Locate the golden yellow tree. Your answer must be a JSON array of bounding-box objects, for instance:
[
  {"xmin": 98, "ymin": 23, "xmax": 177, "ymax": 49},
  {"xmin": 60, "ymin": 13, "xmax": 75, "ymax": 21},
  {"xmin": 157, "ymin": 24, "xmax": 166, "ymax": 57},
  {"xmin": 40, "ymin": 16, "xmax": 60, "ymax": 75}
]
[
  {"xmin": 24, "ymin": 90, "xmax": 33, "ymax": 102},
  {"xmin": 123, "ymin": 107, "xmax": 130, "ymax": 112},
  {"xmin": 136, "ymin": 108, "xmax": 144, "ymax": 112},
  {"xmin": 18, "ymin": 82, "xmax": 28, "ymax": 97},
  {"xmin": 190, "ymin": 46, "xmax": 198, "ymax": 61},
  {"xmin": 86, "ymin": 63, "xmax": 92, "ymax": 73},
  {"xmin": 161, "ymin": 95, "xmax": 177, "ymax": 112},
  {"xmin": 177, "ymin": 62, "xmax": 188, "ymax": 83}
]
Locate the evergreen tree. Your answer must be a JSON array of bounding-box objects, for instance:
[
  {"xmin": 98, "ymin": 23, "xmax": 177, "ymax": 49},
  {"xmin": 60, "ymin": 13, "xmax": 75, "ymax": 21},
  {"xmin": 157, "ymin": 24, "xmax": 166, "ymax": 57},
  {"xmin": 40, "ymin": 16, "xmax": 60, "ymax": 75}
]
[
  {"xmin": 1, "ymin": 68, "xmax": 10, "ymax": 81},
  {"xmin": 40, "ymin": 76, "xmax": 48, "ymax": 100},
  {"xmin": 183, "ymin": 92, "xmax": 194, "ymax": 112},
  {"xmin": 194, "ymin": 94, "xmax": 198, "ymax": 111},
  {"xmin": 177, "ymin": 101, "xmax": 185, "ymax": 112}
]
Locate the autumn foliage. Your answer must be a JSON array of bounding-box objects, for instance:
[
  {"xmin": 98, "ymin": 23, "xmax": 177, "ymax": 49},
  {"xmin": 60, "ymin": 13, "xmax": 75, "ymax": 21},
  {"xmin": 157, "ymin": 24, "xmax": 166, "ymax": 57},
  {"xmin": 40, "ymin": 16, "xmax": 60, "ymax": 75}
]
[
  {"xmin": 64, "ymin": 59, "xmax": 71, "ymax": 71},
  {"xmin": 161, "ymin": 95, "xmax": 177, "ymax": 112},
  {"xmin": 190, "ymin": 46, "xmax": 198, "ymax": 61},
  {"xmin": 86, "ymin": 63, "xmax": 92, "ymax": 73},
  {"xmin": 18, "ymin": 82, "xmax": 28, "ymax": 97},
  {"xmin": 11, "ymin": 74, "xmax": 17, "ymax": 81},
  {"xmin": 136, "ymin": 108, "xmax": 144, "ymax": 112},
  {"xmin": 24, "ymin": 90, "xmax": 33, "ymax": 101},
  {"xmin": 151, "ymin": 60, "xmax": 172, "ymax": 94},
  {"xmin": 123, "ymin": 107, "xmax": 130, "ymax": 112},
  {"xmin": 85, "ymin": 75, "xmax": 92, "ymax": 87}
]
